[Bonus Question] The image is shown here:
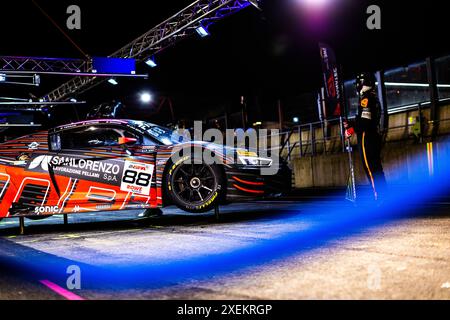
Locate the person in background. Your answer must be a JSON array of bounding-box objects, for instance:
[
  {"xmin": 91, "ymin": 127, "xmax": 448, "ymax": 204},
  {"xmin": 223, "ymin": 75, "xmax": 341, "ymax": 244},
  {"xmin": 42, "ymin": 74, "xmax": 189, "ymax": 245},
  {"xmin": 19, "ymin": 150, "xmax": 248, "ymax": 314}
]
[{"xmin": 344, "ymin": 72, "xmax": 387, "ymax": 201}]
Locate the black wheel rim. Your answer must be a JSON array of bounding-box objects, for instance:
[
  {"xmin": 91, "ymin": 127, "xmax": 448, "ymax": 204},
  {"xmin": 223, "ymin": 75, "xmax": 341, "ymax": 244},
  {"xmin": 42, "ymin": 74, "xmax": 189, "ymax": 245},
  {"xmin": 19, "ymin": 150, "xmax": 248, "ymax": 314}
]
[{"xmin": 171, "ymin": 163, "xmax": 217, "ymax": 206}]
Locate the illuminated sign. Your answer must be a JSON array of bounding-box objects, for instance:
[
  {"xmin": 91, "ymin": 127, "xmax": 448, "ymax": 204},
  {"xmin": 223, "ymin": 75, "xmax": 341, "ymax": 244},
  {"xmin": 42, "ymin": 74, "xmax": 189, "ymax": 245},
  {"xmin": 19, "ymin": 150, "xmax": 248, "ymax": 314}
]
[{"xmin": 92, "ymin": 57, "xmax": 136, "ymax": 75}]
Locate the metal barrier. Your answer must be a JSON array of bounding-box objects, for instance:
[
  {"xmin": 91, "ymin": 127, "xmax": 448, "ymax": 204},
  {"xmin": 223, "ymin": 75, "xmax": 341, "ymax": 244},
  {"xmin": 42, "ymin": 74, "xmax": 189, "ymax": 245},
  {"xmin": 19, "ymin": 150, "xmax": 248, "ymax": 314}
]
[
  {"xmin": 275, "ymin": 117, "xmax": 346, "ymax": 161},
  {"xmin": 272, "ymin": 102, "xmax": 450, "ymax": 161}
]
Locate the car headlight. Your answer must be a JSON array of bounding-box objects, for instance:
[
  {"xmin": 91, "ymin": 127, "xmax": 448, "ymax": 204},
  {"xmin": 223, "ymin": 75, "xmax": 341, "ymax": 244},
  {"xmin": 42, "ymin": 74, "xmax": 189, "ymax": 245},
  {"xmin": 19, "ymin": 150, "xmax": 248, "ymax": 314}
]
[{"xmin": 237, "ymin": 150, "xmax": 272, "ymax": 167}]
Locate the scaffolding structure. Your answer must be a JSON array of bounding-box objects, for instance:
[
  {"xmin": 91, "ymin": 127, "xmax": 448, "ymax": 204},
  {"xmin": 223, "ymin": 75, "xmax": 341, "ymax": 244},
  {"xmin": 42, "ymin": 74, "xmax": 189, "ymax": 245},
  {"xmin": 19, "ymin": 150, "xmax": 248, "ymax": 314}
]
[
  {"xmin": 0, "ymin": 56, "xmax": 89, "ymax": 74},
  {"xmin": 41, "ymin": 0, "xmax": 261, "ymax": 102}
]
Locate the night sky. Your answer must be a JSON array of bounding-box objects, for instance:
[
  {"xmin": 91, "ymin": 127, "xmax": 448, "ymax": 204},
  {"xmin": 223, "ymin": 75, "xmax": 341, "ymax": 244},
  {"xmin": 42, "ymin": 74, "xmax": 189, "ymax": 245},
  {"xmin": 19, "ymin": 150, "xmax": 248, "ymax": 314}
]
[{"xmin": 1, "ymin": 0, "xmax": 449, "ymax": 126}]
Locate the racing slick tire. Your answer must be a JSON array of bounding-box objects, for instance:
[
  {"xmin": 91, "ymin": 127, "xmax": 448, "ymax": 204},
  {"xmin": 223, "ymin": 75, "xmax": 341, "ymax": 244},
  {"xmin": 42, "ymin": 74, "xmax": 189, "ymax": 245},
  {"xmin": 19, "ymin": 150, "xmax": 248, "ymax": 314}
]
[{"xmin": 164, "ymin": 156, "xmax": 224, "ymax": 213}]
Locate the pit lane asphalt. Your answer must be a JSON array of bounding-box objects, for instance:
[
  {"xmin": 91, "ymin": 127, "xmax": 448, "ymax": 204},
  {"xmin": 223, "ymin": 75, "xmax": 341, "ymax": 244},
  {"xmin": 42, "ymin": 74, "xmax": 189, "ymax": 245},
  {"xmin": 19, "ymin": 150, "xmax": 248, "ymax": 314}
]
[{"xmin": 0, "ymin": 192, "xmax": 450, "ymax": 300}]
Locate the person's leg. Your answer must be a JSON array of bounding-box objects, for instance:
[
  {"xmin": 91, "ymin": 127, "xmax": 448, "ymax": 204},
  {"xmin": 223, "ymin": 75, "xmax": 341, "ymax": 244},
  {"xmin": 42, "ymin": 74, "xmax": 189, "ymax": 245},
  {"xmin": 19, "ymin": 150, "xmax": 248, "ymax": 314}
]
[
  {"xmin": 359, "ymin": 131, "xmax": 379, "ymax": 200},
  {"xmin": 370, "ymin": 133, "xmax": 387, "ymax": 197}
]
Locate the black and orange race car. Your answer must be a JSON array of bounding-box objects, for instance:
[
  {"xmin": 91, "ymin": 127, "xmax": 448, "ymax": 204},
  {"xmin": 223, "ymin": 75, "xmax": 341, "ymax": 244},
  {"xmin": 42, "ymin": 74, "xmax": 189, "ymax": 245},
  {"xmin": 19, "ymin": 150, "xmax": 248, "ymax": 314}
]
[{"xmin": 0, "ymin": 119, "xmax": 291, "ymax": 221}]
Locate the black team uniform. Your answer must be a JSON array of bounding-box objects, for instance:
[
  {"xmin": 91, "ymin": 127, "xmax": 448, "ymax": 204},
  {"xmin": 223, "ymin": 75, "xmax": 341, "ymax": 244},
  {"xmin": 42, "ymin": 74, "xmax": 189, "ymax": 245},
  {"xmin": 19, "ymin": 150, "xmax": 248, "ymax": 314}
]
[{"xmin": 350, "ymin": 73, "xmax": 387, "ymax": 201}]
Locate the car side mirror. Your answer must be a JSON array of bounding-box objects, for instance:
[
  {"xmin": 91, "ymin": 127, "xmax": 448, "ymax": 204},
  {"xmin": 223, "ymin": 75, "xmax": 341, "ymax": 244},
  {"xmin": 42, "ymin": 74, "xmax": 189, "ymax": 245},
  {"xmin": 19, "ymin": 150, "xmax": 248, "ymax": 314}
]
[{"xmin": 118, "ymin": 137, "xmax": 137, "ymax": 146}]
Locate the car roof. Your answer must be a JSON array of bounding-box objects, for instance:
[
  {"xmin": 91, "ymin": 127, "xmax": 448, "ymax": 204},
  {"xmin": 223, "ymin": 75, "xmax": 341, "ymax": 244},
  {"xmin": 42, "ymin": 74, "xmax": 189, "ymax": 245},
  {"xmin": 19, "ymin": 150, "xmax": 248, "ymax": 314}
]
[{"xmin": 51, "ymin": 119, "xmax": 157, "ymax": 133}]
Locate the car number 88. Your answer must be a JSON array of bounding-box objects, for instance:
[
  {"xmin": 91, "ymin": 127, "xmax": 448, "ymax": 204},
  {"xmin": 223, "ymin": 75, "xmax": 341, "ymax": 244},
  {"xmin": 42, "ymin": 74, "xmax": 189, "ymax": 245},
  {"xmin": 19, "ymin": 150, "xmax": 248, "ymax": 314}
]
[{"xmin": 122, "ymin": 170, "xmax": 152, "ymax": 187}]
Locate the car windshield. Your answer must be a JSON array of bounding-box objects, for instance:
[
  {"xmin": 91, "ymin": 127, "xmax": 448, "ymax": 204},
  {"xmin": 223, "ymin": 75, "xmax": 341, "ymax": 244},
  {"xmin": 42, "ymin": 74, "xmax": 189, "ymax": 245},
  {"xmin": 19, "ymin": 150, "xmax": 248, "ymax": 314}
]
[{"xmin": 130, "ymin": 121, "xmax": 180, "ymax": 145}]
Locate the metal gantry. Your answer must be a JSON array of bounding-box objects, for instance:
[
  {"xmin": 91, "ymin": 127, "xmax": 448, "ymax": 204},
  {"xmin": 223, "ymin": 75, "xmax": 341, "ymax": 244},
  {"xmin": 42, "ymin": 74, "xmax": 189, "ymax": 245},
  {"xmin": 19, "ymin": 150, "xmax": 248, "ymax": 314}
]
[
  {"xmin": 0, "ymin": 73, "xmax": 41, "ymax": 86},
  {"xmin": 42, "ymin": 0, "xmax": 261, "ymax": 102},
  {"xmin": 0, "ymin": 56, "xmax": 90, "ymax": 74}
]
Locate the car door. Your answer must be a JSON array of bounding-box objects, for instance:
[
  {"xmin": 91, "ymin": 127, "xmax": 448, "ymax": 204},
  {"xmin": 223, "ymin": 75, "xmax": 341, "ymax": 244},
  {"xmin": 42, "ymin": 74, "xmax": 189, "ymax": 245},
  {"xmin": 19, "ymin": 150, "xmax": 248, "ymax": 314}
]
[{"xmin": 46, "ymin": 124, "xmax": 153, "ymax": 213}]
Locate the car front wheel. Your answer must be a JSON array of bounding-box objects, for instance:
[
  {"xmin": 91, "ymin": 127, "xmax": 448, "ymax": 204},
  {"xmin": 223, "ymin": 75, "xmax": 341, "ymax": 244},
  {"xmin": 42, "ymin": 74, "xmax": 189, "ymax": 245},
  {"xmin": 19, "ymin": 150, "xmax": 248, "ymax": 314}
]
[{"xmin": 165, "ymin": 159, "xmax": 223, "ymax": 213}]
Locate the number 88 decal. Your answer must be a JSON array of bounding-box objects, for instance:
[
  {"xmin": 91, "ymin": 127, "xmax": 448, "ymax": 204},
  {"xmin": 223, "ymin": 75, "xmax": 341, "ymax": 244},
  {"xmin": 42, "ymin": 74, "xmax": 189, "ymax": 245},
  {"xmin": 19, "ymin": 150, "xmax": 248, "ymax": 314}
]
[{"xmin": 122, "ymin": 170, "xmax": 152, "ymax": 187}]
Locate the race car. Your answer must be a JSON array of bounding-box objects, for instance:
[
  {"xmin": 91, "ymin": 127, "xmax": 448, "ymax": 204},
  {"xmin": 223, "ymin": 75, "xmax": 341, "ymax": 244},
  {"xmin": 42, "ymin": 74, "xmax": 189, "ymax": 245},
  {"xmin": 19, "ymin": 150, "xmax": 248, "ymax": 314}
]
[{"xmin": 0, "ymin": 119, "xmax": 291, "ymax": 220}]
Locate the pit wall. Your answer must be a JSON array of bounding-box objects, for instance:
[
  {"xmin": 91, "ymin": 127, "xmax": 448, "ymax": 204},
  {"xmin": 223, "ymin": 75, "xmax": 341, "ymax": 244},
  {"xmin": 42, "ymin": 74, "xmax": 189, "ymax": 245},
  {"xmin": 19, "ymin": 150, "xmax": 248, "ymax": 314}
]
[{"xmin": 291, "ymin": 103, "xmax": 450, "ymax": 188}]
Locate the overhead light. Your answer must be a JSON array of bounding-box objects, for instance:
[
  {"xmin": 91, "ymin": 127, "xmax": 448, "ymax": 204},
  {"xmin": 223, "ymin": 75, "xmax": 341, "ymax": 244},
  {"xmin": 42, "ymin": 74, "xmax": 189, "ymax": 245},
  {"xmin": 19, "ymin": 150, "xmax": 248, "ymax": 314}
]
[
  {"xmin": 253, "ymin": 121, "xmax": 262, "ymax": 126},
  {"xmin": 297, "ymin": 0, "xmax": 332, "ymax": 10},
  {"xmin": 196, "ymin": 26, "xmax": 209, "ymax": 37},
  {"xmin": 293, "ymin": 117, "xmax": 299, "ymax": 123},
  {"xmin": 0, "ymin": 74, "xmax": 5, "ymax": 82},
  {"xmin": 145, "ymin": 58, "xmax": 157, "ymax": 68},
  {"xmin": 108, "ymin": 78, "xmax": 119, "ymax": 85},
  {"xmin": 70, "ymin": 98, "xmax": 78, "ymax": 103},
  {"xmin": 140, "ymin": 92, "xmax": 152, "ymax": 103}
]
